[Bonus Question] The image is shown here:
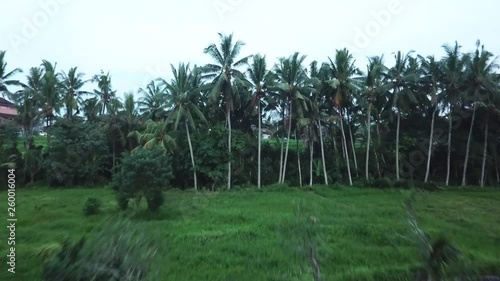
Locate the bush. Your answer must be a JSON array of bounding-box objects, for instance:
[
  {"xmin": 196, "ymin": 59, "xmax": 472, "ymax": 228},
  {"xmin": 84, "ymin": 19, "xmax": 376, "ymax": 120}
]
[
  {"xmin": 82, "ymin": 196, "xmax": 102, "ymax": 216},
  {"xmin": 42, "ymin": 218, "xmax": 158, "ymax": 281},
  {"xmin": 393, "ymin": 179, "xmax": 410, "ymax": 189},
  {"xmin": 369, "ymin": 177, "xmax": 393, "ymax": 189},
  {"xmin": 111, "ymin": 146, "xmax": 173, "ymax": 212}
]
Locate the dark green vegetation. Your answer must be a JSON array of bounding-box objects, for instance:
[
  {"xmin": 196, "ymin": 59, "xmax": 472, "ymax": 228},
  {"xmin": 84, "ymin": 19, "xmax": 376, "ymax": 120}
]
[
  {"xmin": 0, "ymin": 187, "xmax": 499, "ymax": 280},
  {"xmin": 1, "ymin": 34, "xmax": 500, "ymax": 280}
]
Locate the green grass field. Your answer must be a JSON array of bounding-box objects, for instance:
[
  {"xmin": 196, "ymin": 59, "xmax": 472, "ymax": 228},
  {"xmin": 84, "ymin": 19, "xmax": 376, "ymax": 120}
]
[{"xmin": 0, "ymin": 186, "xmax": 499, "ymax": 280}]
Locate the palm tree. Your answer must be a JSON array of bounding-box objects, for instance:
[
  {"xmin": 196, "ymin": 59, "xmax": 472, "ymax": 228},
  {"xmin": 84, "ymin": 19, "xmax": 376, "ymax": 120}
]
[
  {"xmin": 247, "ymin": 54, "xmax": 274, "ymax": 188},
  {"xmin": 60, "ymin": 67, "xmax": 90, "ymax": 118},
  {"xmin": 419, "ymin": 55, "xmax": 441, "ymax": 183},
  {"xmin": 273, "ymin": 52, "xmax": 311, "ymax": 184},
  {"xmin": 128, "ymin": 119, "xmax": 176, "ymax": 154},
  {"xmin": 92, "ymin": 71, "xmax": 116, "ymax": 115},
  {"xmin": 164, "ymin": 63, "xmax": 207, "ymax": 190},
  {"xmin": 138, "ymin": 80, "xmax": 167, "ymax": 121},
  {"xmin": 12, "ymin": 67, "xmax": 44, "ymax": 150},
  {"xmin": 39, "ymin": 60, "xmax": 61, "ymax": 130},
  {"xmin": 325, "ymin": 48, "xmax": 362, "ymax": 185},
  {"xmin": 384, "ymin": 51, "xmax": 418, "ymax": 181},
  {"xmin": 0, "ymin": 51, "xmax": 22, "ymax": 98},
  {"xmin": 361, "ymin": 56, "xmax": 386, "ymax": 181},
  {"xmin": 200, "ymin": 33, "xmax": 251, "ymax": 190},
  {"xmin": 440, "ymin": 42, "xmax": 466, "ymax": 186},
  {"xmin": 82, "ymin": 97, "xmax": 100, "ymax": 123},
  {"xmin": 462, "ymin": 41, "xmax": 499, "ymax": 186},
  {"xmin": 122, "ymin": 92, "xmax": 140, "ymax": 150}
]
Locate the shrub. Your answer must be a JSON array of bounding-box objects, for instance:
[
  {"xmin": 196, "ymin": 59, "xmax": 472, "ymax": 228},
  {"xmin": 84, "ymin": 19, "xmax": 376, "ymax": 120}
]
[
  {"xmin": 393, "ymin": 179, "xmax": 410, "ymax": 189},
  {"xmin": 82, "ymin": 196, "xmax": 102, "ymax": 216},
  {"xmin": 42, "ymin": 218, "xmax": 158, "ymax": 281},
  {"xmin": 369, "ymin": 177, "xmax": 393, "ymax": 189},
  {"xmin": 111, "ymin": 146, "xmax": 173, "ymax": 212}
]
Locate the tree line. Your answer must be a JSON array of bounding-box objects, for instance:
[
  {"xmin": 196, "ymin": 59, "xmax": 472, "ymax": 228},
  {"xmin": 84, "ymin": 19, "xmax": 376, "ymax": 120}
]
[{"xmin": 1, "ymin": 33, "xmax": 499, "ymax": 190}]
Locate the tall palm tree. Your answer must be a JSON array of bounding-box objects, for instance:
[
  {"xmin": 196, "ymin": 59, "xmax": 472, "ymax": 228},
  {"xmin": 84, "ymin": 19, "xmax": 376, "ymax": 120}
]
[
  {"xmin": 122, "ymin": 92, "xmax": 140, "ymax": 150},
  {"xmin": 384, "ymin": 51, "xmax": 418, "ymax": 181},
  {"xmin": 164, "ymin": 63, "xmax": 207, "ymax": 190},
  {"xmin": 39, "ymin": 60, "xmax": 61, "ymax": 131},
  {"xmin": 60, "ymin": 67, "xmax": 90, "ymax": 118},
  {"xmin": 462, "ymin": 41, "xmax": 499, "ymax": 186},
  {"xmin": 138, "ymin": 80, "xmax": 168, "ymax": 121},
  {"xmin": 419, "ymin": 55, "xmax": 441, "ymax": 183},
  {"xmin": 361, "ymin": 56, "xmax": 386, "ymax": 181},
  {"xmin": 0, "ymin": 51, "xmax": 22, "ymax": 98},
  {"xmin": 273, "ymin": 52, "xmax": 311, "ymax": 184},
  {"xmin": 247, "ymin": 54, "xmax": 274, "ymax": 188},
  {"xmin": 200, "ymin": 33, "xmax": 251, "ymax": 190},
  {"xmin": 440, "ymin": 42, "xmax": 466, "ymax": 186},
  {"xmin": 92, "ymin": 71, "xmax": 116, "ymax": 115},
  {"xmin": 12, "ymin": 67, "xmax": 44, "ymax": 150},
  {"xmin": 82, "ymin": 97, "xmax": 100, "ymax": 123},
  {"xmin": 325, "ymin": 48, "xmax": 362, "ymax": 185}
]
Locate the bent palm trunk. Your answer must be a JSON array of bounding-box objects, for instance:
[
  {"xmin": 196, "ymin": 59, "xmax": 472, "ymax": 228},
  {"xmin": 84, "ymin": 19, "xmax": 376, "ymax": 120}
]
[
  {"xmin": 282, "ymin": 100, "xmax": 293, "ymax": 183},
  {"xmin": 296, "ymin": 130, "xmax": 302, "ymax": 186},
  {"xmin": 186, "ymin": 121, "xmax": 197, "ymax": 190},
  {"xmin": 365, "ymin": 103, "xmax": 372, "ymax": 181},
  {"xmin": 227, "ymin": 110, "xmax": 232, "ymax": 190},
  {"xmin": 318, "ymin": 119, "xmax": 328, "ymax": 185},
  {"xmin": 480, "ymin": 120, "xmax": 489, "ymax": 187},
  {"xmin": 425, "ymin": 107, "xmax": 437, "ymax": 183},
  {"xmin": 258, "ymin": 101, "xmax": 262, "ymax": 189},
  {"xmin": 340, "ymin": 111, "xmax": 353, "ymax": 186},
  {"xmin": 462, "ymin": 104, "xmax": 476, "ymax": 187},
  {"xmin": 396, "ymin": 111, "xmax": 401, "ymax": 181}
]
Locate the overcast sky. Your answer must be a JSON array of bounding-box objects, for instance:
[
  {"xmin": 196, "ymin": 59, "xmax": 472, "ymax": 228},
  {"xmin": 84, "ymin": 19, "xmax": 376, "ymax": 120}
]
[{"xmin": 1, "ymin": 0, "xmax": 499, "ymax": 98}]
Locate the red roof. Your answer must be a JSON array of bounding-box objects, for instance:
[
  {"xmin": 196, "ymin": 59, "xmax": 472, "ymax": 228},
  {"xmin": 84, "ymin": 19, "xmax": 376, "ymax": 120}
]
[{"xmin": 0, "ymin": 106, "xmax": 17, "ymax": 116}]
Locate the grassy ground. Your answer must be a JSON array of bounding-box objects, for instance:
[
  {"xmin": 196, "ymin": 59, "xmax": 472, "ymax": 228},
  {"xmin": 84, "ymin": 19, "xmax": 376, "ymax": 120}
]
[{"xmin": 0, "ymin": 186, "xmax": 499, "ymax": 280}]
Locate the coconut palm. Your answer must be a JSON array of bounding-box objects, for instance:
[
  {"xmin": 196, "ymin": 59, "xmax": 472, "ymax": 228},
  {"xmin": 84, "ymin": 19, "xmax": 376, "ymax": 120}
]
[
  {"xmin": 273, "ymin": 52, "xmax": 311, "ymax": 184},
  {"xmin": 128, "ymin": 119, "xmax": 176, "ymax": 154},
  {"xmin": 360, "ymin": 56, "xmax": 387, "ymax": 181},
  {"xmin": 200, "ymin": 33, "xmax": 251, "ymax": 190},
  {"xmin": 418, "ymin": 55, "xmax": 442, "ymax": 183},
  {"xmin": 138, "ymin": 80, "xmax": 168, "ymax": 121},
  {"xmin": 462, "ymin": 41, "xmax": 499, "ymax": 186},
  {"xmin": 60, "ymin": 67, "xmax": 91, "ymax": 118},
  {"xmin": 0, "ymin": 51, "xmax": 22, "ymax": 98},
  {"xmin": 247, "ymin": 54, "xmax": 274, "ymax": 188},
  {"xmin": 384, "ymin": 51, "xmax": 418, "ymax": 181},
  {"xmin": 324, "ymin": 48, "xmax": 363, "ymax": 185},
  {"xmin": 39, "ymin": 60, "xmax": 62, "ymax": 130},
  {"xmin": 164, "ymin": 63, "xmax": 207, "ymax": 190},
  {"xmin": 92, "ymin": 71, "xmax": 116, "ymax": 115},
  {"xmin": 440, "ymin": 42, "xmax": 467, "ymax": 186}
]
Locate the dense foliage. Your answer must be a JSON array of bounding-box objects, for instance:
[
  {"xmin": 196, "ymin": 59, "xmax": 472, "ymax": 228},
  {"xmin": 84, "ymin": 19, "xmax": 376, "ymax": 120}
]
[{"xmin": 0, "ymin": 35, "xmax": 499, "ymax": 190}]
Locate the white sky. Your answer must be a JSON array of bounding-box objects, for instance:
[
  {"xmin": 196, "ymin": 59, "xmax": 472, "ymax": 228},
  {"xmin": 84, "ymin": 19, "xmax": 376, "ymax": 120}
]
[{"xmin": 1, "ymin": 0, "xmax": 499, "ymax": 98}]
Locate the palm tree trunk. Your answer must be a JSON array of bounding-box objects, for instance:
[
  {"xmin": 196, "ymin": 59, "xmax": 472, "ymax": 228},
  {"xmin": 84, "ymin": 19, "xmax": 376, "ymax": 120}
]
[
  {"xmin": 446, "ymin": 109, "xmax": 452, "ymax": 186},
  {"xmin": 186, "ymin": 121, "xmax": 198, "ymax": 190},
  {"xmin": 332, "ymin": 124, "xmax": 341, "ymax": 176},
  {"xmin": 396, "ymin": 111, "xmax": 401, "ymax": 181},
  {"xmin": 424, "ymin": 107, "xmax": 437, "ymax": 183},
  {"xmin": 257, "ymin": 101, "xmax": 262, "ymax": 189},
  {"xmin": 318, "ymin": 119, "xmax": 328, "ymax": 185},
  {"xmin": 462, "ymin": 104, "xmax": 476, "ymax": 187},
  {"xmin": 281, "ymin": 100, "xmax": 292, "ymax": 183},
  {"xmin": 494, "ymin": 149, "xmax": 500, "ymax": 184},
  {"xmin": 309, "ymin": 134, "xmax": 314, "ymax": 187},
  {"xmin": 347, "ymin": 115, "xmax": 358, "ymax": 178},
  {"xmin": 227, "ymin": 110, "xmax": 232, "ymax": 190},
  {"xmin": 365, "ymin": 103, "xmax": 372, "ymax": 181},
  {"xmin": 376, "ymin": 117, "xmax": 386, "ymax": 165},
  {"xmin": 278, "ymin": 113, "xmax": 284, "ymax": 183},
  {"xmin": 296, "ymin": 130, "xmax": 302, "ymax": 187},
  {"xmin": 374, "ymin": 149, "xmax": 382, "ymax": 178},
  {"xmin": 340, "ymin": 111, "xmax": 353, "ymax": 186},
  {"xmin": 480, "ymin": 119, "xmax": 489, "ymax": 187}
]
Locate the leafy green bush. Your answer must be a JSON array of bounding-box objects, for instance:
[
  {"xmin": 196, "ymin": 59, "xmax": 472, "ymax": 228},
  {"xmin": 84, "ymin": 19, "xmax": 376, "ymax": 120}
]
[
  {"xmin": 42, "ymin": 218, "xmax": 158, "ymax": 281},
  {"xmin": 82, "ymin": 196, "xmax": 102, "ymax": 216},
  {"xmin": 111, "ymin": 146, "xmax": 173, "ymax": 212},
  {"xmin": 369, "ymin": 177, "xmax": 393, "ymax": 189},
  {"xmin": 45, "ymin": 118, "xmax": 111, "ymax": 187}
]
